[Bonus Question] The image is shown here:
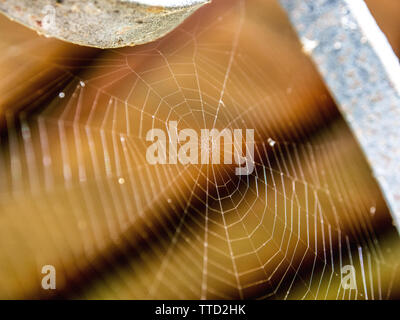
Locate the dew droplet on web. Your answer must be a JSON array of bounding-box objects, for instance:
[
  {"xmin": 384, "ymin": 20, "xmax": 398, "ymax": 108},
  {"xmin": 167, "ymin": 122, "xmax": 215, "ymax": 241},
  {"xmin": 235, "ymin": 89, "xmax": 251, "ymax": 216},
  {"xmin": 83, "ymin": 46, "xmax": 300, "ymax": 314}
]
[
  {"xmin": 59, "ymin": 92, "xmax": 65, "ymax": 98},
  {"xmin": 301, "ymin": 37, "xmax": 319, "ymax": 54},
  {"xmin": 118, "ymin": 177, "xmax": 125, "ymax": 185},
  {"xmin": 79, "ymin": 81, "xmax": 86, "ymax": 87},
  {"xmin": 369, "ymin": 206, "xmax": 376, "ymax": 215},
  {"xmin": 268, "ymin": 138, "xmax": 276, "ymax": 147}
]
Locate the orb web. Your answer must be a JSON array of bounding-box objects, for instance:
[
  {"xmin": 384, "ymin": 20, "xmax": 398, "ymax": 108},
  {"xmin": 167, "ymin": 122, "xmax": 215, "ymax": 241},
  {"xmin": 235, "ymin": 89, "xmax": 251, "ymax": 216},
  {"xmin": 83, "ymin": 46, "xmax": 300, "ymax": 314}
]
[{"xmin": 0, "ymin": 0, "xmax": 398, "ymax": 300}]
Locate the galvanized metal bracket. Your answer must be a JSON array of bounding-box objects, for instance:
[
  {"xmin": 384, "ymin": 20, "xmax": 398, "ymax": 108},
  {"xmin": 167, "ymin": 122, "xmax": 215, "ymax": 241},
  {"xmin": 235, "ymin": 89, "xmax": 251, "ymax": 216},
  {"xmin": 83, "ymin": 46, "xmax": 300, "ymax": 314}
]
[{"xmin": 278, "ymin": 0, "xmax": 400, "ymax": 232}]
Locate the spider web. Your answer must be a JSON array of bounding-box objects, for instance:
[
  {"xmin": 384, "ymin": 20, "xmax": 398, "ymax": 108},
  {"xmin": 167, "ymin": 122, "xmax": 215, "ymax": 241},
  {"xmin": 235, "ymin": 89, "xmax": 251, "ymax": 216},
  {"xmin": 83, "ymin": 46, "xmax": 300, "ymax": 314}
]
[{"xmin": 0, "ymin": 0, "xmax": 398, "ymax": 299}]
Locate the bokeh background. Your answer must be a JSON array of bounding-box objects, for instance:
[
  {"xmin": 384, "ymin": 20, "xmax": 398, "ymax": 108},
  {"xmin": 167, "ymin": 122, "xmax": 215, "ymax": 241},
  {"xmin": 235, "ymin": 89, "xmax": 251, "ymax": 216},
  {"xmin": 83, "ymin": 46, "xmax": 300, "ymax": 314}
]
[{"xmin": 0, "ymin": 0, "xmax": 399, "ymax": 299}]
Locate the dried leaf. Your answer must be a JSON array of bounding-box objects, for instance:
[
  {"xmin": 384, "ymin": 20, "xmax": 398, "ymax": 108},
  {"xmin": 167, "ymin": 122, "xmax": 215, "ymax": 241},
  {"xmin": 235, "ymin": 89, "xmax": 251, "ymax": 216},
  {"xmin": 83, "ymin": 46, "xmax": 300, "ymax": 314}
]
[{"xmin": 0, "ymin": 0, "xmax": 210, "ymax": 48}]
